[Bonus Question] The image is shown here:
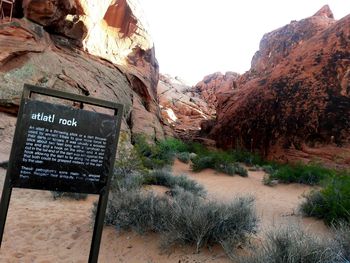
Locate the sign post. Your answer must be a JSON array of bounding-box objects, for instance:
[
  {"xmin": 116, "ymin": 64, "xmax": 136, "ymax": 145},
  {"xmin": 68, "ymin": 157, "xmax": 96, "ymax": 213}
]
[{"xmin": 0, "ymin": 84, "xmax": 123, "ymax": 263}]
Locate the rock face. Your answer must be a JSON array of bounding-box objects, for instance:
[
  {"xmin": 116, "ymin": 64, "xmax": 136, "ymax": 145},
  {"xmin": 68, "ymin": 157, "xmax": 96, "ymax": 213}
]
[
  {"xmin": 157, "ymin": 74, "xmax": 214, "ymax": 143},
  {"xmin": 208, "ymin": 6, "xmax": 350, "ymax": 166},
  {"xmin": 0, "ymin": 0, "xmax": 165, "ymax": 161},
  {"xmin": 21, "ymin": 0, "xmax": 158, "ymax": 96},
  {"xmin": 193, "ymin": 72, "xmax": 239, "ymax": 112}
]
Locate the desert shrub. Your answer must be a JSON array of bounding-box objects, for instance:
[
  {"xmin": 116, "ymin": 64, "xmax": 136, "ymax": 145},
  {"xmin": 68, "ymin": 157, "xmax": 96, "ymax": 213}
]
[
  {"xmin": 229, "ymin": 149, "xmax": 265, "ymax": 166},
  {"xmin": 157, "ymin": 137, "xmax": 189, "ymax": 153},
  {"xmin": 105, "ymin": 189, "xmax": 169, "ymax": 233},
  {"xmin": 105, "ymin": 187, "xmax": 257, "ymax": 256},
  {"xmin": 215, "ymin": 162, "xmax": 237, "ymax": 175},
  {"xmin": 132, "ymin": 134, "xmax": 154, "ymax": 157},
  {"xmin": 111, "ymin": 167, "xmax": 144, "ymax": 192},
  {"xmin": 234, "ymin": 163, "xmax": 248, "ymax": 177},
  {"xmin": 262, "ymin": 174, "xmax": 277, "ymax": 186},
  {"xmin": 186, "ymin": 142, "xmax": 209, "ymax": 155},
  {"xmin": 112, "ymin": 133, "xmax": 147, "ymax": 191},
  {"xmin": 299, "ymin": 190, "xmax": 325, "ymax": 218},
  {"xmin": 269, "ymin": 162, "xmax": 334, "ymax": 185},
  {"xmin": 133, "ymin": 135, "xmax": 191, "ymax": 169},
  {"xmin": 51, "ymin": 191, "xmax": 88, "ymax": 200},
  {"xmin": 261, "ymin": 164, "xmax": 278, "ymax": 175},
  {"xmin": 191, "ymin": 151, "xmax": 234, "ymax": 171},
  {"xmin": 215, "ymin": 163, "xmax": 248, "ymax": 177},
  {"xmin": 132, "ymin": 135, "xmax": 163, "ymax": 169},
  {"xmin": 191, "ymin": 152, "xmax": 248, "ymax": 177},
  {"xmin": 143, "ymin": 169, "xmax": 206, "ymax": 197},
  {"xmin": 161, "ymin": 190, "xmax": 258, "ymax": 254},
  {"xmin": 115, "ymin": 133, "xmax": 145, "ymax": 178},
  {"xmin": 177, "ymin": 152, "xmax": 191, "ymax": 163},
  {"xmin": 300, "ymin": 175, "xmax": 350, "ymax": 224},
  {"xmin": 237, "ymin": 224, "xmax": 344, "ymax": 263},
  {"xmin": 333, "ymin": 222, "xmax": 350, "ymax": 261},
  {"xmin": 191, "ymin": 155, "xmax": 217, "ymax": 172}
]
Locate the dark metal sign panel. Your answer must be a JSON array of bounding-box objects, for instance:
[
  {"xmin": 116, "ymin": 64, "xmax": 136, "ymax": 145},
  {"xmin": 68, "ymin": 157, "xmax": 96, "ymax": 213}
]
[
  {"xmin": 9, "ymin": 99, "xmax": 118, "ymax": 194},
  {"xmin": 0, "ymin": 84, "xmax": 123, "ymax": 263}
]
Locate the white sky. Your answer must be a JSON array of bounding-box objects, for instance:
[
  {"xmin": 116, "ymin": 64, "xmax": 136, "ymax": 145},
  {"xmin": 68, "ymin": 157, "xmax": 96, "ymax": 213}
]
[{"xmin": 139, "ymin": 0, "xmax": 350, "ymax": 85}]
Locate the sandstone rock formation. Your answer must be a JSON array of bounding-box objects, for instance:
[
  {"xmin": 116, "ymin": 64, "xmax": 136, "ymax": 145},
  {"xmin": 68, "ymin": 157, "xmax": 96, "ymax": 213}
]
[
  {"xmin": 193, "ymin": 72, "xmax": 239, "ymax": 112},
  {"xmin": 20, "ymin": 0, "xmax": 159, "ymax": 98},
  {"xmin": 207, "ymin": 6, "xmax": 350, "ymax": 166},
  {"xmin": 157, "ymin": 74, "xmax": 214, "ymax": 143},
  {"xmin": 0, "ymin": 0, "xmax": 165, "ymax": 162}
]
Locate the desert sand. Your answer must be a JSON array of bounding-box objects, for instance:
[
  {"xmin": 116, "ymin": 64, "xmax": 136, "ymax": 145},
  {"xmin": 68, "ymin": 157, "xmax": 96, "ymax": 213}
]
[{"xmin": 0, "ymin": 160, "xmax": 329, "ymax": 262}]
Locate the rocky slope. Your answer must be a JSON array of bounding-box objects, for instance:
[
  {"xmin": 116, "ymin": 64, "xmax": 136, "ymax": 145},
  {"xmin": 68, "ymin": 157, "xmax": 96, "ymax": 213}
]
[
  {"xmin": 206, "ymin": 6, "xmax": 350, "ymax": 166},
  {"xmin": 0, "ymin": 0, "xmax": 165, "ymax": 163},
  {"xmin": 157, "ymin": 74, "xmax": 214, "ymax": 143}
]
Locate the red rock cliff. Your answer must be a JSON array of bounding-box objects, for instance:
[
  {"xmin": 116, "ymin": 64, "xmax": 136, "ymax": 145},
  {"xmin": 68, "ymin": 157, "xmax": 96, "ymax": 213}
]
[{"xmin": 208, "ymin": 6, "xmax": 350, "ymax": 166}]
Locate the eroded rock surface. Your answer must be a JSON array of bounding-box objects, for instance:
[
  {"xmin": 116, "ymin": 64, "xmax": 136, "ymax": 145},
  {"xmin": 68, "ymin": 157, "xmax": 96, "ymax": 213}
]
[
  {"xmin": 0, "ymin": 0, "xmax": 165, "ymax": 161},
  {"xmin": 157, "ymin": 74, "xmax": 214, "ymax": 142},
  {"xmin": 207, "ymin": 6, "xmax": 350, "ymax": 167},
  {"xmin": 193, "ymin": 72, "xmax": 239, "ymax": 112}
]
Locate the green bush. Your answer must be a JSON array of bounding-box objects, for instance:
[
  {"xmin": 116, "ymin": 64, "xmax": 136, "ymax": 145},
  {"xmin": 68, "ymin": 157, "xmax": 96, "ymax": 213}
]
[
  {"xmin": 229, "ymin": 149, "xmax": 265, "ymax": 166},
  {"xmin": 237, "ymin": 224, "xmax": 346, "ymax": 263},
  {"xmin": 191, "ymin": 151, "xmax": 248, "ymax": 177},
  {"xmin": 261, "ymin": 164, "xmax": 279, "ymax": 175},
  {"xmin": 105, "ymin": 188, "xmax": 257, "ymax": 256},
  {"xmin": 234, "ymin": 163, "xmax": 248, "ymax": 177},
  {"xmin": 132, "ymin": 135, "xmax": 175, "ymax": 169},
  {"xmin": 214, "ymin": 163, "xmax": 248, "ymax": 177},
  {"xmin": 177, "ymin": 152, "xmax": 191, "ymax": 163},
  {"xmin": 157, "ymin": 138, "xmax": 189, "ymax": 153},
  {"xmin": 132, "ymin": 134, "xmax": 154, "ymax": 158},
  {"xmin": 215, "ymin": 162, "xmax": 237, "ymax": 175},
  {"xmin": 191, "ymin": 155, "xmax": 216, "ymax": 172},
  {"xmin": 191, "ymin": 151, "xmax": 234, "ymax": 172},
  {"xmin": 300, "ymin": 175, "xmax": 350, "ymax": 224},
  {"xmin": 269, "ymin": 162, "xmax": 334, "ymax": 185},
  {"xmin": 143, "ymin": 169, "xmax": 206, "ymax": 197},
  {"xmin": 132, "ymin": 136, "xmax": 192, "ymax": 169},
  {"xmin": 186, "ymin": 142, "xmax": 208, "ymax": 155}
]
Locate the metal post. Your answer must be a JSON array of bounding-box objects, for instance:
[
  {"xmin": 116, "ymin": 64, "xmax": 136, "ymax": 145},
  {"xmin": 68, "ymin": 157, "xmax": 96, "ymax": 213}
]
[
  {"xmin": 88, "ymin": 191, "xmax": 108, "ymax": 263},
  {"xmin": 0, "ymin": 173, "xmax": 12, "ymax": 246},
  {"xmin": 89, "ymin": 106, "xmax": 122, "ymax": 263},
  {"xmin": 0, "ymin": 83, "xmax": 27, "ymax": 246}
]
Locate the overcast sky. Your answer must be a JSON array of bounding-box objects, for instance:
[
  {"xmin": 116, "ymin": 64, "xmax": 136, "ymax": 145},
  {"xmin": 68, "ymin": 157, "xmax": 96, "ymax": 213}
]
[{"xmin": 140, "ymin": 0, "xmax": 350, "ymax": 85}]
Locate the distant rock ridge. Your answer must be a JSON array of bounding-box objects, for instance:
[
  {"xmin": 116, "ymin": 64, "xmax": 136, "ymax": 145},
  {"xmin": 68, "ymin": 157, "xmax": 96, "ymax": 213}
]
[
  {"xmin": 157, "ymin": 74, "xmax": 214, "ymax": 143},
  {"xmin": 201, "ymin": 6, "xmax": 350, "ymax": 167}
]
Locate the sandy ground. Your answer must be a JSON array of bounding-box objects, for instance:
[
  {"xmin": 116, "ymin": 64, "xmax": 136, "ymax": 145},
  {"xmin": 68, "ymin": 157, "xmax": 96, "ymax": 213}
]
[{"xmin": 0, "ymin": 160, "xmax": 329, "ymax": 262}]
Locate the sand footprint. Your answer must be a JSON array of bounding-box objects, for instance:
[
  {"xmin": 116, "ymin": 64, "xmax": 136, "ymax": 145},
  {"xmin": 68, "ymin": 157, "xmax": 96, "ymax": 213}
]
[
  {"xmin": 71, "ymin": 226, "xmax": 82, "ymax": 240},
  {"xmin": 66, "ymin": 242, "xmax": 75, "ymax": 249}
]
